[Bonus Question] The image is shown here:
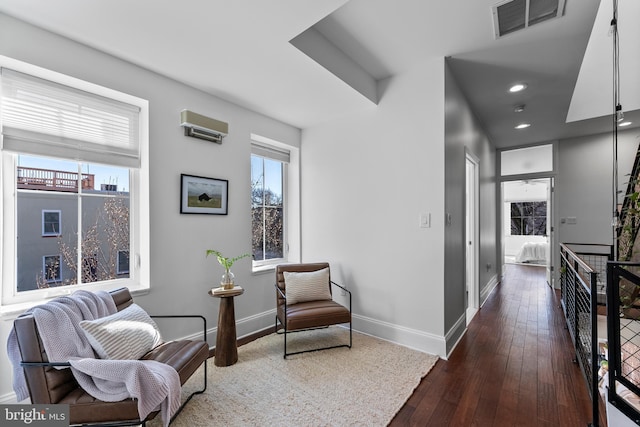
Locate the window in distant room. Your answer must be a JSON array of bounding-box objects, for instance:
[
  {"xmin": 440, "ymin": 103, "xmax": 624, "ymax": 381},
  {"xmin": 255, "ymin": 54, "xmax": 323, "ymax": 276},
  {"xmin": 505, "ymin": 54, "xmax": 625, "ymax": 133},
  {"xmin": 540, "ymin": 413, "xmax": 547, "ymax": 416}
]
[
  {"xmin": 117, "ymin": 250, "xmax": 130, "ymax": 275},
  {"xmin": 42, "ymin": 210, "xmax": 61, "ymax": 236},
  {"xmin": 43, "ymin": 255, "xmax": 61, "ymax": 283},
  {"xmin": 251, "ymin": 142, "xmax": 289, "ymax": 269},
  {"xmin": 510, "ymin": 201, "xmax": 547, "ymax": 236},
  {"xmin": 1, "ymin": 59, "xmax": 149, "ymax": 308}
]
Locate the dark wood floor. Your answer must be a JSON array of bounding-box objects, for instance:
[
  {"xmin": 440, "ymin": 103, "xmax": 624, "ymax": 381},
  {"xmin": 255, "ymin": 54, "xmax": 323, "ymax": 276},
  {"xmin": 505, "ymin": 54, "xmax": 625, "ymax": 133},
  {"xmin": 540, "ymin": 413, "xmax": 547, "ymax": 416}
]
[{"xmin": 389, "ymin": 264, "xmax": 603, "ymax": 427}]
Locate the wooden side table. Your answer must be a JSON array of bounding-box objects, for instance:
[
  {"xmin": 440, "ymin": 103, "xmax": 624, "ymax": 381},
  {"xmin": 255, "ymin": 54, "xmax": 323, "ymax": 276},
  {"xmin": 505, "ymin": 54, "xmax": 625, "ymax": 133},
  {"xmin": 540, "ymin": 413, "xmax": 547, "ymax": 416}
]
[{"xmin": 208, "ymin": 286, "xmax": 244, "ymax": 367}]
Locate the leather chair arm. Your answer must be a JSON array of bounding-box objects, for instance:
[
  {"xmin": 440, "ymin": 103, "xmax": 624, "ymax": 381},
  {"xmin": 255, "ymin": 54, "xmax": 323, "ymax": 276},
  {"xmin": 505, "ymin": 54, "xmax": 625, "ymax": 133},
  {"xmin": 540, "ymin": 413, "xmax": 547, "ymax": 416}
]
[
  {"xmin": 275, "ymin": 284, "xmax": 286, "ymax": 299},
  {"xmin": 330, "ymin": 281, "xmax": 350, "ymax": 295},
  {"xmin": 20, "ymin": 361, "xmax": 71, "ymax": 367}
]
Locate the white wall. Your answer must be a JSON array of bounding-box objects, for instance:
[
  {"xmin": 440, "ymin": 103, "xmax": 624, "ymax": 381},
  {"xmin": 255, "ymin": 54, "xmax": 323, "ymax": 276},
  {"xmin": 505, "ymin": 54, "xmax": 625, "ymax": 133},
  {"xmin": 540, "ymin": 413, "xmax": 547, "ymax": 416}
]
[
  {"xmin": 556, "ymin": 129, "xmax": 640, "ymax": 246},
  {"xmin": 0, "ymin": 13, "xmax": 300, "ymax": 402},
  {"xmin": 300, "ymin": 57, "xmax": 447, "ymax": 356}
]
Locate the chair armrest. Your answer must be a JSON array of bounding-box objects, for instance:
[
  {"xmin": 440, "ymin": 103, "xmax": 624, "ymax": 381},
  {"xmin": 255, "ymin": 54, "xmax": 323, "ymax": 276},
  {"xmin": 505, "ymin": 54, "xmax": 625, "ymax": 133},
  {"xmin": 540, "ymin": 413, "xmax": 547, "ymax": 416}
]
[
  {"xmin": 150, "ymin": 315, "xmax": 207, "ymax": 342},
  {"xmin": 275, "ymin": 284, "xmax": 286, "ymax": 299},
  {"xmin": 331, "ymin": 281, "xmax": 351, "ymax": 295},
  {"xmin": 20, "ymin": 361, "xmax": 71, "ymax": 367},
  {"xmin": 330, "ymin": 281, "xmax": 352, "ymax": 313}
]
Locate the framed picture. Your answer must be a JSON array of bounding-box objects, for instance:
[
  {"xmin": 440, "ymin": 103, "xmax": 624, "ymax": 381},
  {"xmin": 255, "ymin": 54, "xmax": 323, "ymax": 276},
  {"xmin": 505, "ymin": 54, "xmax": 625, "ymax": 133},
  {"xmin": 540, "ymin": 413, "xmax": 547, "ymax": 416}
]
[{"xmin": 180, "ymin": 174, "xmax": 228, "ymax": 215}]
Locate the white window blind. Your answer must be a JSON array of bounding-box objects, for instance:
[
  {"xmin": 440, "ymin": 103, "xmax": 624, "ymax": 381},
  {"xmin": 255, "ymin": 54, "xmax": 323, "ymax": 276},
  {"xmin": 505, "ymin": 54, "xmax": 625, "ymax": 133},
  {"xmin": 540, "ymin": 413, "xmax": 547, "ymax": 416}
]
[
  {"xmin": 1, "ymin": 68, "xmax": 141, "ymax": 167},
  {"xmin": 251, "ymin": 142, "xmax": 290, "ymax": 163}
]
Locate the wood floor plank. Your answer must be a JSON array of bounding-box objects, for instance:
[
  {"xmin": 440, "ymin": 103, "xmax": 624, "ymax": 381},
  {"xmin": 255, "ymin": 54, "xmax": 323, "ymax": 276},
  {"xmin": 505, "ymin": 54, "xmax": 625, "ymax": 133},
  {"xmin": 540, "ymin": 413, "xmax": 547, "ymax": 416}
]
[{"xmin": 389, "ymin": 264, "xmax": 600, "ymax": 426}]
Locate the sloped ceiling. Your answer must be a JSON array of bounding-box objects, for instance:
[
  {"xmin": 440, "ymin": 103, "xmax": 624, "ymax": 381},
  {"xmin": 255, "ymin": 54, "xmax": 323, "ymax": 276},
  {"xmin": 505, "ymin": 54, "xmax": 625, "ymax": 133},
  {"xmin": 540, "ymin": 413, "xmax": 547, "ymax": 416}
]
[{"xmin": 567, "ymin": 0, "xmax": 640, "ymax": 123}]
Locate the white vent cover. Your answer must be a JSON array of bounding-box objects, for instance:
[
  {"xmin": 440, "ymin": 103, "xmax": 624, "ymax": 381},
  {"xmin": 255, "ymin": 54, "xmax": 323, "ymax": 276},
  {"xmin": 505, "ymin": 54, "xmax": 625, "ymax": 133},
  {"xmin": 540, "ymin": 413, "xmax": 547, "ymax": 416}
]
[{"xmin": 492, "ymin": 0, "xmax": 565, "ymax": 38}]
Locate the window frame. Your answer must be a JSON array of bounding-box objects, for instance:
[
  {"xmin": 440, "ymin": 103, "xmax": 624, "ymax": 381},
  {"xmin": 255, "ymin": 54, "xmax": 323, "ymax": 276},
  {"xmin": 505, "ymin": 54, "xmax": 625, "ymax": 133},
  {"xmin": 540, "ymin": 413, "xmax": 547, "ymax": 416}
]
[
  {"xmin": 41, "ymin": 209, "xmax": 61, "ymax": 237},
  {"xmin": 0, "ymin": 55, "xmax": 150, "ymax": 313},
  {"xmin": 251, "ymin": 149, "xmax": 288, "ymax": 271},
  {"xmin": 250, "ymin": 135, "xmax": 300, "ymax": 272}
]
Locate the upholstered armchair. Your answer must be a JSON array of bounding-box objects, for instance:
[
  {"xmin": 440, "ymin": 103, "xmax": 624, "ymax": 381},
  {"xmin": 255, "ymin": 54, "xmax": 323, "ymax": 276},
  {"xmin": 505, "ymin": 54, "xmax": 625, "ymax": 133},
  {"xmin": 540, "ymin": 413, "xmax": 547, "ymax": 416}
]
[{"xmin": 275, "ymin": 262, "xmax": 352, "ymax": 358}]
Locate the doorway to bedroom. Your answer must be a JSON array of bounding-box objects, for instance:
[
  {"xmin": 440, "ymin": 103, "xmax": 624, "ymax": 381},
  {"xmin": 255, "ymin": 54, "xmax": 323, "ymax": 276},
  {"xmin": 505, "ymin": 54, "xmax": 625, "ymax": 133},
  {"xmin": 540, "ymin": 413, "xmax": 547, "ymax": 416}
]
[
  {"xmin": 499, "ymin": 143, "xmax": 555, "ymax": 286},
  {"xmin": 502, "ymin": 178, "xmax": 551, "ymax": 270}
]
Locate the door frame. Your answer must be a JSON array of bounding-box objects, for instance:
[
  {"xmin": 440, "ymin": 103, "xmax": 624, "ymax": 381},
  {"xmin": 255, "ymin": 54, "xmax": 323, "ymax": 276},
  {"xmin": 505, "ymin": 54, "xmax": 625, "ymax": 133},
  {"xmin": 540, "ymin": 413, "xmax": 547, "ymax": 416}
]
[
  {"xmin": 465, "ymin": 153, "xmax": 480, "ymax": 325},
  {"xmin": 500, "ymin": 175, "xmax": 555, "ymax": 287}
]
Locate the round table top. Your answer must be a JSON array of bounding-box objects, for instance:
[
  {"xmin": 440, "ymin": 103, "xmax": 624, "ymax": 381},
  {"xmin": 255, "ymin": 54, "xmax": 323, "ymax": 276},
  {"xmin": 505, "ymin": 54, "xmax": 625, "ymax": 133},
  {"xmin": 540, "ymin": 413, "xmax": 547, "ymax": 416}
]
[{"xmin": 208, "ymin": 286, "xmax": 244, "ymax": 298}]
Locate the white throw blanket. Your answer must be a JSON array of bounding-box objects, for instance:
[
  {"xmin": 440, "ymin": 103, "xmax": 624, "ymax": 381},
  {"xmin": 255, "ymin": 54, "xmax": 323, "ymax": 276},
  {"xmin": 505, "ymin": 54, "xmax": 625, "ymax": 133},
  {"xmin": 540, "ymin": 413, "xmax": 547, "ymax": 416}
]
[
  {"xmin": 70, "ymin": 358, "xmax": 181, "ymax": 427},
  {"xmin": 7, "ymin": 290, "xmax": 116, "ymax": 400},
  {"xmin": 6, "ymin": 290, "xmax": 180, "ymax": 427}
]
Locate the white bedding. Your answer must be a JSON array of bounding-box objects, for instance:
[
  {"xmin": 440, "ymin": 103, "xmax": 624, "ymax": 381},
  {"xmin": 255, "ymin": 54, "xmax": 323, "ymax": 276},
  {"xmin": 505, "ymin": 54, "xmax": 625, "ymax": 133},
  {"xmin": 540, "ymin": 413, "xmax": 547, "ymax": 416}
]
[{"xmin": 516, "ymin": 241, "xmax": 548, "ymax": 263}]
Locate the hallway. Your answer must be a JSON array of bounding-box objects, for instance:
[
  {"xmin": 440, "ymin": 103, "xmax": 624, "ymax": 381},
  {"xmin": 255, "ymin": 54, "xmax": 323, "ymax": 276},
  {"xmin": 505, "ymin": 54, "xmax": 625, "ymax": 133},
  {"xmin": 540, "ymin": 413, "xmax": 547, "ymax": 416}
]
[{"xmin": 390, "ymin": 264, "xmax": 598, "ymax": 426}]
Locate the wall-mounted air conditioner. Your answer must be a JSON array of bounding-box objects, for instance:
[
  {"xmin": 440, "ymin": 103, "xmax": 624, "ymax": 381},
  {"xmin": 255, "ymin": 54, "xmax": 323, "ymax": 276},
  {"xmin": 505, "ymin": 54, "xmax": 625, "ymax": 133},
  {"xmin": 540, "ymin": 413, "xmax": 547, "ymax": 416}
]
[{"xmin": 180, "ymin": 109, "xmax": 228, "ymax": 143}]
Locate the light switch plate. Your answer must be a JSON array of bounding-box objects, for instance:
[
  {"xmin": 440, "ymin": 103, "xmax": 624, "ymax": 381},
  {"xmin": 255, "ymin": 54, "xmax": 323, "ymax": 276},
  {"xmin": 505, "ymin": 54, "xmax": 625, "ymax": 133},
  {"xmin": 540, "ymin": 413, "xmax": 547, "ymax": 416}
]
[{"xmin": 420, "ymin": 212, "xmax": 431, "ymax": 228}]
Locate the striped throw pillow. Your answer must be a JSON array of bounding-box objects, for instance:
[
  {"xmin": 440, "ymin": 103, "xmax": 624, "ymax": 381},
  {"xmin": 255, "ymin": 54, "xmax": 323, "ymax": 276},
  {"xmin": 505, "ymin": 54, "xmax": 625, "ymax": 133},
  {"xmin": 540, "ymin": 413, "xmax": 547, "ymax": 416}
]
[
  {"xmin": 79, "ymin": 303, "xmax": 163, "ymax": 360},
  {"xmin": 284, "ymin": 268, "xmax": 332, "ymax": 305}
]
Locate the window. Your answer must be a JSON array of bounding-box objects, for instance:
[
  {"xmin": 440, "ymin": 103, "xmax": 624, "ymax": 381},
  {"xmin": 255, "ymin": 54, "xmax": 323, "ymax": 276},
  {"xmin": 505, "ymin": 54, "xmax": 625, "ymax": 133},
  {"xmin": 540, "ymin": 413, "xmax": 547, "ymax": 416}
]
[
  {"xmin": 251, "ymin": 142, "xmax": 289, "ymax": 269},
  {"xmin": 1, "ymin": 57, "xmax": 149, "ymax": 310},
  {"xmin": 510, "ymin": 201, "xmax": 547, "ymax": 235},
  {"xmin": 42, "ymin": 210, "xmax": 61, "ymax": 236},
  {"xmin": 501, "ymin": 144, "xmax": 553, "ymax": 176},
  {"xmin": 42, "ymin": 255, "xmax": 61, "ymax": 284}
]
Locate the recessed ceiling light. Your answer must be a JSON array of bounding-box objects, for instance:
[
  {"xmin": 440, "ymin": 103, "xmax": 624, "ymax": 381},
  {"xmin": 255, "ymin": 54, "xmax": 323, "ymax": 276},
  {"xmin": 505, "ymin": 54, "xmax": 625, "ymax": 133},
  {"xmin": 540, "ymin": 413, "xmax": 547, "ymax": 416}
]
[
  {"xmin": 509, "ymin": 83, "xmax": 528, "ymax": 93},
  {"xmin": 515, "ymin": 123, "xmax": 531, "ymax": 129},
  {"xmin": 514, "ymin": 104, "xmax": 525, "ymax": 113},
  {"xmin": 619, "ymin": 121, "xmax": 632, "ymax": 127}
]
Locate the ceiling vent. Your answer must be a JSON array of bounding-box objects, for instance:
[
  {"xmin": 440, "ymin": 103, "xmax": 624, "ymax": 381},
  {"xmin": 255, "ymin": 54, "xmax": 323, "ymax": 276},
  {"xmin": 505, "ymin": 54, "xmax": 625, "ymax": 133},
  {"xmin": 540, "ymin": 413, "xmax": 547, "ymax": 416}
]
[{"xmin": 492, "ymin": 0, "xmax": 565, "ymax": 38}]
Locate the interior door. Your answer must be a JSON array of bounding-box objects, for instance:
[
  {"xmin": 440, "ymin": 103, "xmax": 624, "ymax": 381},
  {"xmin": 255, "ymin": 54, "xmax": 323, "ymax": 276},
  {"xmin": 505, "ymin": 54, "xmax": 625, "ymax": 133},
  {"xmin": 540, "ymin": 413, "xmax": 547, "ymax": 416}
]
[
  {"xmin": 546, "ymin": 178, "xmax": 554, "ymax": 287},
  {"xmin": 465, "ymin": 155, "xmax": 479, "ymax": 324}
]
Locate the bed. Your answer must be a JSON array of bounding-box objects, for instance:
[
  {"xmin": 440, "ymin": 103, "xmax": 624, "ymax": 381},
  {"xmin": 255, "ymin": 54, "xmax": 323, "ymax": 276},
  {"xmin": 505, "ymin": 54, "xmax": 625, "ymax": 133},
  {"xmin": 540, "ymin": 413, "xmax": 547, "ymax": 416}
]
[{"xmin": 515, "ymin": 241, "xmax": 548, "ymax": 264}]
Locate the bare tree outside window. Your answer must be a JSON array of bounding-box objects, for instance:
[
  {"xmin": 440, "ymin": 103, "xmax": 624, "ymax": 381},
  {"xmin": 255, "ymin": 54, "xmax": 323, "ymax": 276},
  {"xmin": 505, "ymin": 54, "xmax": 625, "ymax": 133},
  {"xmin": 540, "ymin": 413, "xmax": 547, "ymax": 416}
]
[
  {"xmin": 56, "ymin": 196, "xmax": 129, "ymax": 286},
  {"xmin": 251, "ymin": 155, "xmax": 284, "ymax": 262},
  {"xmin": 510, "ymin": 201, "xmax": 547, "ymax": 236}
]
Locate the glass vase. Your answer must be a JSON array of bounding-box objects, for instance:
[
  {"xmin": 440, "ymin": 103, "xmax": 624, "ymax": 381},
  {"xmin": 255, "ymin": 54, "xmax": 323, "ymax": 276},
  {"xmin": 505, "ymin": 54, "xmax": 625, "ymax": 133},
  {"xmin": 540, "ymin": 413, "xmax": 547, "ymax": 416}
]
[{"xmin": 221, "ymin": 270, "xmax": 235, "ymax": 289}]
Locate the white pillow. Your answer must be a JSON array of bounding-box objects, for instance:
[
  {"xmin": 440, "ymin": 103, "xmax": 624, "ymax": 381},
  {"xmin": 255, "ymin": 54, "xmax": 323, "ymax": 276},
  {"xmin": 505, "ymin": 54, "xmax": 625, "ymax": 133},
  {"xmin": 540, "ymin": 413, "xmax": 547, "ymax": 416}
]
[
  {"xmin": 79, "ymin": 303, "xmax": 163, "ymax": 360},
  {"xmin": 284, "ymin": 268, "xmax": 332, "ymax": 305}
]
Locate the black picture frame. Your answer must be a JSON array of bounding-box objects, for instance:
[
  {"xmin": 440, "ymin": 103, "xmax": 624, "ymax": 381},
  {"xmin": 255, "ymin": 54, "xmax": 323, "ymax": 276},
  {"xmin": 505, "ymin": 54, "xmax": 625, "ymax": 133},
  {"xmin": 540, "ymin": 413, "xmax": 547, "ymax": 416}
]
[{"xmin": 180, "ymin": 174, "xmax": 228, "ymax": 215}]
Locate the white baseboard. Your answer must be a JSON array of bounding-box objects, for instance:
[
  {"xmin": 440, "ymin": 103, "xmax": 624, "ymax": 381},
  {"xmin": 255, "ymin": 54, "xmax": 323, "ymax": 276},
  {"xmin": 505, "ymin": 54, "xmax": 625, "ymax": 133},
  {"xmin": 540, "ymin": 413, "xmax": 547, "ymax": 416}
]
[
  {"xmin": 236, "ymin": 309, "xmax": 276, "ymax": 339},
  {"xmin": 480, "ymin": 274, "xmax": 499, "ymax": 307},
  {"xmin": 444, "ymin": 313, "xmax": 467, "ymax": 358},
  {"xmin": 352, "ymin": 314, "xmax": 446, "ymax": 358},
  {"xmin": 198, "ymin": 308, "xmax": 276, "ymax": 347},
  {"xmin": 210, "ymin": 310, "xmax": 447, "ymax": 358},
  {"xmin": 197, "ymin": 309, "xmax": 448, "ymax": 358},
  {"xmin": 0, "ymin": 391, "xmax": 20, "ymax": 404}
]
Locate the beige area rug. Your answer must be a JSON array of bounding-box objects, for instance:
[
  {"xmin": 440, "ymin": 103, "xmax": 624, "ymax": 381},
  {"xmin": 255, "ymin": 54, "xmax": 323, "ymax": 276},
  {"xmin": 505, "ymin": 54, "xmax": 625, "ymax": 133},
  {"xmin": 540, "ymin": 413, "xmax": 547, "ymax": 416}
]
[{"xmin": 151, "ymin": 328, "xmax": 439, "ymax": 427}]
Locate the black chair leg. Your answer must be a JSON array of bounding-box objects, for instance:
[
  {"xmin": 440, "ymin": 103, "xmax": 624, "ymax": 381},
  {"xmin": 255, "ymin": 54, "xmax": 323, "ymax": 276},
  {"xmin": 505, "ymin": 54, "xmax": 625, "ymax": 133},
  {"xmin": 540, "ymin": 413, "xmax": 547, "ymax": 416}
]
[
  {"xmin": 284, "ymin": 315, "xmax": 288, "ymax": 358},
  {"xmin": 275, "ymin": 315, "xmax": 288, "ymax": 359}
]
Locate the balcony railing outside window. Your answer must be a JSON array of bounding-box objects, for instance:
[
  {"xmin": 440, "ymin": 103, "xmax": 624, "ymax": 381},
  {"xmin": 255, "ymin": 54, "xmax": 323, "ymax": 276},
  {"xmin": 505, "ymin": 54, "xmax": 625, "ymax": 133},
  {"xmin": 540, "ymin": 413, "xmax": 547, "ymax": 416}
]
[{"xmin": 17, "ymin": 166, "xmax": 94, "ymax": 192}]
